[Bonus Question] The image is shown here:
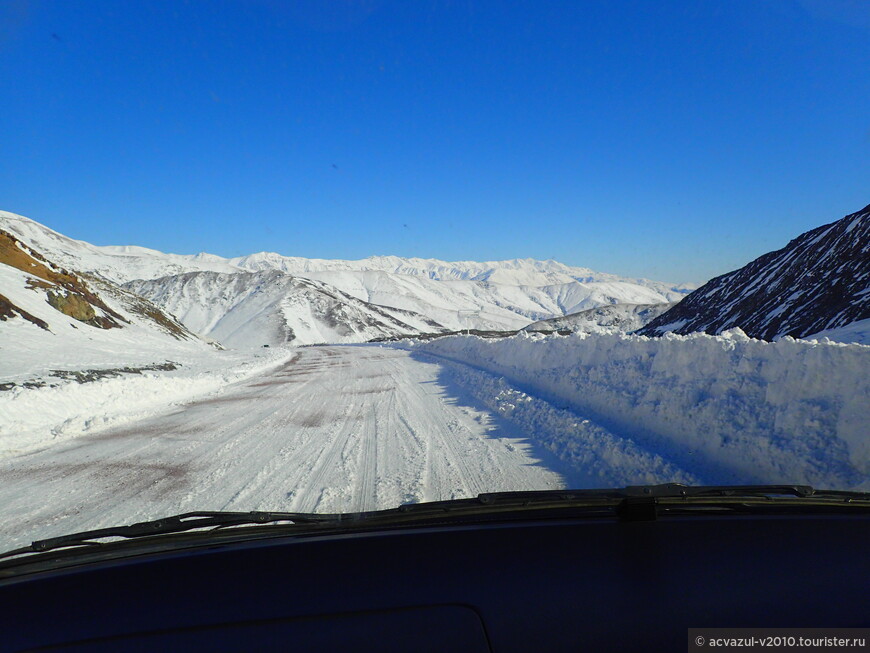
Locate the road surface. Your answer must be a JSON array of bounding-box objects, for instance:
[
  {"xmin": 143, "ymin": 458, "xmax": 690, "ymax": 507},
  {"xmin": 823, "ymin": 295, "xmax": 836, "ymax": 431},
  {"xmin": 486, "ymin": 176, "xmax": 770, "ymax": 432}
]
[{"xmin": 0, "ymin": 345, "xmax": 564, "ymax": 550}]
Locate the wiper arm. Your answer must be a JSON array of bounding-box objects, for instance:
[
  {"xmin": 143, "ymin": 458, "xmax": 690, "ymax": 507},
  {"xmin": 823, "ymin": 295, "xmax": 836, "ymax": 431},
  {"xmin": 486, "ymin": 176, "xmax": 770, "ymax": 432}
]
[
  {"xmin": 467, "ymin": 484, "xmax": 870, "ymax": 522},
  {"xmin": 626, "ymin": 483, "xmax": 818, "ymax": 498},
  {"xmin": 0, "ymin": 511, "xmax": 342, "ymax": 561}
]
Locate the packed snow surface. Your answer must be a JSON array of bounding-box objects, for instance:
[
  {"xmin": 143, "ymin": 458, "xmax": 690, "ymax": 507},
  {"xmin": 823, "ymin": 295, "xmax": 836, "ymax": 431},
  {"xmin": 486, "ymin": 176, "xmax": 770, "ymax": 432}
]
[
  {"xmin": 1, "ymin": 347, "xmax": 295, "ymax": 456},
  {"xmin": 0, "ymin": 346, "xmax": 568, "ymax": 550}
]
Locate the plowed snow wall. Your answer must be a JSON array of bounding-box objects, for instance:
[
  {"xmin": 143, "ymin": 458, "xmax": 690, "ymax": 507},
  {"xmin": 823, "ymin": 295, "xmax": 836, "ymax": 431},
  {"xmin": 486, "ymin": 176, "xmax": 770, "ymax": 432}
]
[{"xmin": 404, "ymin": 331, "xmax": 870, "ymax": 489}]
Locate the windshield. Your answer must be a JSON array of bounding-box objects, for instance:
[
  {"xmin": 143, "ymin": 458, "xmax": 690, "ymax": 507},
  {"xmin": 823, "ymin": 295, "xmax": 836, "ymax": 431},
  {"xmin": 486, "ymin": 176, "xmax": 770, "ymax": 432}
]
[{"xmin": 0, "ymin": 0, "xmax": 868, "ymax": 552}]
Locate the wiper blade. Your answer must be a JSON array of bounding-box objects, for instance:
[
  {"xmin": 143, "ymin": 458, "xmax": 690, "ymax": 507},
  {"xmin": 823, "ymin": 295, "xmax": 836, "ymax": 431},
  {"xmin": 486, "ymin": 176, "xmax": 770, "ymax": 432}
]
[
  {"xmin": 0, "ymin": 511, "xmax": 341, "ymax": 561},
  {"xmin": 463, "ymin": 484, "xmax": 870, "ymax": 522},
  {"xmin": 474, "ymin": 484, "xmax": 870, "ymax": 503}
]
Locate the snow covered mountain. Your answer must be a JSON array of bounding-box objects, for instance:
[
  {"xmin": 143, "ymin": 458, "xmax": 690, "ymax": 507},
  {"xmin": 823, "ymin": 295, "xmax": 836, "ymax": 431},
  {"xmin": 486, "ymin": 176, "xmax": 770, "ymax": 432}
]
[
  {"xmin": 638, "ymin": 203, "xmax": 870, "ymax": 341},
  {"xmin": 0, "ymin": 211, "xmax": 694, "ymax": 297},
  {"xmin": 1, "ymin": 210, "xmax": 694, "ymax": 346},
  {"xmin": 125, "ymin": 271, "xmax": 447, "ymax": 348},
  {"xmin": 524, "ymin": 302, "xmax": 676, "ymax": 334},
  {"xmin": 274, "ymin": 269, "xmax": 683, "ymax": 331},
  {"xmin": 227, "ymin": 254, "xmax": 693, "ymax": 330}
]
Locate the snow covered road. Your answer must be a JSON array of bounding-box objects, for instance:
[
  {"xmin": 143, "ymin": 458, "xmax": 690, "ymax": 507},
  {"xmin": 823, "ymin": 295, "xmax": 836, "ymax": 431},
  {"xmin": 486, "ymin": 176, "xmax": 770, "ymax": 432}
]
[{"xmin": 0, "ymin": 345, "xmax": 564, "ymax": 550}]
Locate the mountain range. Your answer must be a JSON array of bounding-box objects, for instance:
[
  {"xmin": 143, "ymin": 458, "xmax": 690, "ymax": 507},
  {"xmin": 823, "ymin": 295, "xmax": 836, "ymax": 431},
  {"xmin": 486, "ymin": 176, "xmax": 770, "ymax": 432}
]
[
  {"xmin": 0, "ymin": 211, "xmax": 692, "ymax": 347},
  {"xmin": 2, "ymin": 202, "xmax": 867, "ymax": 352}
]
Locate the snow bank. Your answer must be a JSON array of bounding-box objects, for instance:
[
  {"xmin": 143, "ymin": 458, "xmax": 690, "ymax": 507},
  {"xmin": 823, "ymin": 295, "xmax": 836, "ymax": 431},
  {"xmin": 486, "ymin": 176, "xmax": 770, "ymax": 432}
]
[
  {"xmin": 0, "ymin": 348, "xmax": 295, "ymax": 458},
  {"xmin": 399, "ymin": 330, "xmax": 870, "ymax": 490},
  {"xmin": 433, "ymin": 359, "xmax": 702, "ymax": 488}
]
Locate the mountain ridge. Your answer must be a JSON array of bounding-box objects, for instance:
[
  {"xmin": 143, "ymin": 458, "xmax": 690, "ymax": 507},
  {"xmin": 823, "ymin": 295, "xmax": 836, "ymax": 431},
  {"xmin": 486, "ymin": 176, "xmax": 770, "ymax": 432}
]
[
  {"xmin": 638, "ymin": 203, "xmax": 870, "ymax": 340},
  {"xmin": 124, "ymin": 270, "xmax": 449, "ymax": 348},
  {"xmin": 0, "ymin": 211, "xmax": 694, "ymax": 295},
  {"xmin": 1, "ymin": 210, "xmax": 693, "ymax": 344}
]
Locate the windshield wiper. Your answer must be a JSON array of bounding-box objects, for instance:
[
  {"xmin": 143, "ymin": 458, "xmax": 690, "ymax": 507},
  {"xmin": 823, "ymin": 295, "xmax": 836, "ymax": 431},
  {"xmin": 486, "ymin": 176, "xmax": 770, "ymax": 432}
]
[
  {"xmin": 0, "ymin": 511, "xmax": 342, "ymax": 562},
  {"xmin": 472, "ymin": 483, "xmax": 870, "ymax": 503}
]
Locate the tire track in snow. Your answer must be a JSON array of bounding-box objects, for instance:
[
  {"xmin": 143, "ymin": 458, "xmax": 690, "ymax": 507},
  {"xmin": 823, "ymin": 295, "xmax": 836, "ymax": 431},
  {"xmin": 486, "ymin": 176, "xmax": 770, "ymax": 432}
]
[
  {"xmin": 399, "ymin": 373, "xmax": 484, "ymax": 500},
  {"xmin": 351, "ymin": 399, "xmax": 382, "ymax": 512},
  {"xmin": 0, "ymin": 345, "xmax": 564, "ymax": 551}
]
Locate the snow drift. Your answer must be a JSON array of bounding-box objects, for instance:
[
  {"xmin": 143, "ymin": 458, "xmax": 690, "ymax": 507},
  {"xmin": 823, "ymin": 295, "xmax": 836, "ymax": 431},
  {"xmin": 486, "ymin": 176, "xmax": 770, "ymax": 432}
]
[
  {"xmin": 400, "ymin": 331, "xmax": 870, "ymax": 490},
  {"xmin": 0, "ymin": 347, "xmax": 296, "ymax": 457}
]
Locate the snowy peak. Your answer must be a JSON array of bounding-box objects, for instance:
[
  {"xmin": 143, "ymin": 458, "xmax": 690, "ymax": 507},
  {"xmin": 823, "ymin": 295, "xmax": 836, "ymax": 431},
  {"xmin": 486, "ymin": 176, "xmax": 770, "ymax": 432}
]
[
  {"xmin": 639, "ymin": 203, "xmax": 870, "ymax": 340},
  {"xmin": 223, "ymin": 251, "xmax": 692, "ymax": 333},
  {"xmin": 2, "ymin": 209, "xmax": 696, "ymax": 346},
  {"xmin": 0, "ymin": 210, "xmax": 692, "ymax": 296}
]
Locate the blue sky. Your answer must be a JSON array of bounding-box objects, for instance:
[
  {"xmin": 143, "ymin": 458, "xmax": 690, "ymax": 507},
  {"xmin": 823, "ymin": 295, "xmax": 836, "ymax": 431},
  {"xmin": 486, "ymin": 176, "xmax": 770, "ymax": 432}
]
[{"xmin": 1, "ymin": 0, "xmax": 868, "ymax": 284}]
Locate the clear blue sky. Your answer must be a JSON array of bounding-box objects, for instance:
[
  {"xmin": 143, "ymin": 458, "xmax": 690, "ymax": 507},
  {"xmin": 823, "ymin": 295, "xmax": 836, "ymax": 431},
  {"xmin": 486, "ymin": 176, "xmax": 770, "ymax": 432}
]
[{"xmin": 1, "ymin": 0, "xmax": 868, "ymax": 284}]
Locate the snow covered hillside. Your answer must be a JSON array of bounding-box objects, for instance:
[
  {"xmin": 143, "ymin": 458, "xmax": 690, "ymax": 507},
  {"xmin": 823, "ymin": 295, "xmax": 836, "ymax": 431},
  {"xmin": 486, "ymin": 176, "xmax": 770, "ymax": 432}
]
[
  {"xmin": 0, "ymin": 211, "xmax": 238, "ymax": 285},
  {"xmin": 524, "ymin": 302, "xmax": 675, "ymax": 334},
  {"xmin": 0, "ymin": 225, "xmax": 218, "ymax": 386},
  {"xmin": 401, "ymin": 331, "xmax": 870, "ymax": 490},
  {"xmin": 0, "ymin": 211, "xmax": 693, "ymax": 341},
  {"xmin": 805, "ymin": 318, "xmax": 870, "ymax": 346},
  {"xmin": 227, "ymin": 253, "xmax": 693, "ymax": 330},
  {"xmin": 125, "ymin": 271, "xmax": 447, "ymax": 348},
  {"xmin": 639, "ymin": 203, "xmax": 870, "ymax": 341}
]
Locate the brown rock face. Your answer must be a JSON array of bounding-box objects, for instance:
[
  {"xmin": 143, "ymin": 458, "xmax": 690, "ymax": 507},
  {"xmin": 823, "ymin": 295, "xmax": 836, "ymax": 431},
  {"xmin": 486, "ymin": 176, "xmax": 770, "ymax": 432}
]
[{"xmin": 47, "ymin": 290, "xmax": 96, "ymax": 322}]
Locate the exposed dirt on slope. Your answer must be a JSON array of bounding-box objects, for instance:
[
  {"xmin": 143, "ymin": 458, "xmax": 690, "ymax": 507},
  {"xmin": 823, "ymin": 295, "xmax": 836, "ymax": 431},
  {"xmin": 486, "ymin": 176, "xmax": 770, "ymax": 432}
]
[
  {"xmin": 0, "ymin": 229, "xmax": 126, "ymax": 329},
  {"xmin": 0, "ymin": 292, "xmax": 49, "ymax": 331}
]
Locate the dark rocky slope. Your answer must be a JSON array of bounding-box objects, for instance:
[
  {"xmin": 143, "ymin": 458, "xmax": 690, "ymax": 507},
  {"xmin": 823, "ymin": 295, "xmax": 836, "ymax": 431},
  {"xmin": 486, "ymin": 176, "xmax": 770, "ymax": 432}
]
[{"xmin": 638, "ymin": 203, "xmax": 870, "ymax": 340}]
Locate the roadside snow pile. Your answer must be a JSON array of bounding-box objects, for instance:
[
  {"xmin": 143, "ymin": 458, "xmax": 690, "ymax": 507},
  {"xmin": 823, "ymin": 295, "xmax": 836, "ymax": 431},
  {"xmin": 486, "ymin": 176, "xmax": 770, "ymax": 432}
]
[
  {"xmin": 0, "ymin": 347, "xmax": 295, "ymax": 458},
  {"xmin": 432, "ymin": 359, "xmax": 702, "ymax": 487},
  {"xmin": 400, "ymin": 330, "xmax": 870, "ymax": 490}
]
